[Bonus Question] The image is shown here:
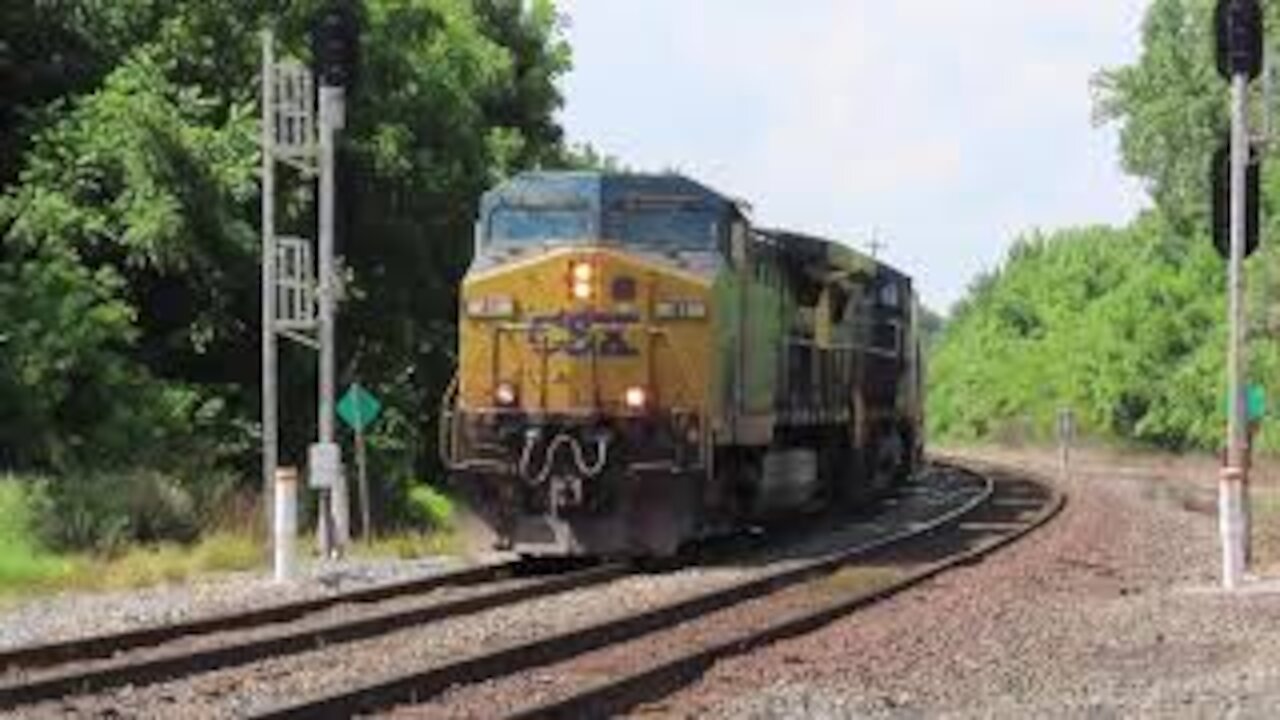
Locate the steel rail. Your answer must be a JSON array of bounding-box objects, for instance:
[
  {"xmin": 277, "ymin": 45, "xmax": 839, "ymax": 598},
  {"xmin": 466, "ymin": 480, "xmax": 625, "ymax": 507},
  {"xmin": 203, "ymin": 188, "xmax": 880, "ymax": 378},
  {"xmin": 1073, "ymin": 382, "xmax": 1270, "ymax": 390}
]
[
  {"xmin": 250, "ymin": 467, "xmax": 994, "ymax": 719},
  {"xmin": 0, "ymin": 561, "xmax": 629, "ymax": 709},
  {"xmin": 0, "ymin": 560, "xmax": 523, "ymax": 673},
  {"xmin": 504, "ymin": 465, "xmax": 1064, "ymax": 719}
]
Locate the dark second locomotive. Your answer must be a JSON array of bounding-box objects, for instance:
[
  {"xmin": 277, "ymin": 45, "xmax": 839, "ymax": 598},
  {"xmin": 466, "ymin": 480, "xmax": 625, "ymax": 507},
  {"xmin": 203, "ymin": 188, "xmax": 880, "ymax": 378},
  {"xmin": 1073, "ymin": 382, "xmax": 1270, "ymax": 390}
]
[{"xmin": 441, "ymin": 172, "xmax": 923, "ymax": 556}]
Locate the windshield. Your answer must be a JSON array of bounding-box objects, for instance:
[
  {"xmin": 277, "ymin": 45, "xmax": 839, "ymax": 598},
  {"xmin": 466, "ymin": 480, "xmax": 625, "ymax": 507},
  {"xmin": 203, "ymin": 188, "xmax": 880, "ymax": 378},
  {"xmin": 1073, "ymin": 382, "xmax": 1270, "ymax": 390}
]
[
  {"xmin": 487, "ymin": 205, "xmax": 593, "ymax": 246},
  {"xmin": 603, "ymin": 203, "xmax": 719, "ymax": 250},
  {"xmin": 485, "ymin": 203, "xmax": 718, "ymax": 251}
]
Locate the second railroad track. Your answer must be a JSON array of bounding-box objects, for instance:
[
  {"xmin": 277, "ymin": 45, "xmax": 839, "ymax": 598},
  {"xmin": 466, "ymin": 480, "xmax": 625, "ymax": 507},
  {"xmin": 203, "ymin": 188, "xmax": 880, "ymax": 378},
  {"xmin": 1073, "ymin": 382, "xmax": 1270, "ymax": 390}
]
[{"xmin": 2, "ymin": 460, "xmax": 1050, "ymax": 719}]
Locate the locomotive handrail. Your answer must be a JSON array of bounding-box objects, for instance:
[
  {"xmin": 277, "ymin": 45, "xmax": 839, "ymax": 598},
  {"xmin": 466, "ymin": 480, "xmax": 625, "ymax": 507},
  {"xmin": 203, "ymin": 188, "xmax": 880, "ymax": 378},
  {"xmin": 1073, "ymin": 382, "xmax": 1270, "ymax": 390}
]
[
  {"xmin": 519, "ymin": 432, "xmax": 609, "ymax": 485},
  {"xmin": 438, "ymin": 372, "xmax": 461, "ymax": 469}
]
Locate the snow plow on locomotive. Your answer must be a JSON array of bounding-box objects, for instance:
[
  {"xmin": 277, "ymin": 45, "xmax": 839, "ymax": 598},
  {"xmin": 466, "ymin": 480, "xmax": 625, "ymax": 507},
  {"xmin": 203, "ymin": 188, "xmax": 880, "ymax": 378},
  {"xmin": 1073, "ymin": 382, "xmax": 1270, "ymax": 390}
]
[{"xmin": 440, "ymin": 172, "xmax": 922, "ymax": 557}]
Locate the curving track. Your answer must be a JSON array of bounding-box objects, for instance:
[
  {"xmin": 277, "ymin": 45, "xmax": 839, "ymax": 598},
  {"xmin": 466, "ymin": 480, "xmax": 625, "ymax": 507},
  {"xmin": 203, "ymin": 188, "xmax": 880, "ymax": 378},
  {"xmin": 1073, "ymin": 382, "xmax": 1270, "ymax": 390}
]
[
  {"xmin": 0, "ymin": 461, "xmax": 1048, "ymax": 718},
  {"xmin": 491, "ymin": 462, "xmax": 1063, "ymax": 719},
  {"xmin": 254, "ymin": 463, "xmax": 1011, "ymax": 719}
]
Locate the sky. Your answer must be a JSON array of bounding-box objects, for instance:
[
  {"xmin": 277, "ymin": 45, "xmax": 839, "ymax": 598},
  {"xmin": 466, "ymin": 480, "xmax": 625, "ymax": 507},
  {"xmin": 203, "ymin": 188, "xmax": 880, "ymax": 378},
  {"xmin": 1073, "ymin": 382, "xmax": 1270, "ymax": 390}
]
[{"xmin": 554, "ymin": 1, "xmax": 1153, "ymax": 313}]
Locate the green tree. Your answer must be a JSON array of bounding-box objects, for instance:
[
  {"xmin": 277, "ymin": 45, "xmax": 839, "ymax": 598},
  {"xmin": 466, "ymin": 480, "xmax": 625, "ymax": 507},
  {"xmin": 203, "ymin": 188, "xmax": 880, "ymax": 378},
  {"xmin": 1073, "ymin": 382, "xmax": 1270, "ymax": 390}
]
[{"xmin": 0, "ymin": 0, "xmax": 578, "ymax": 540}]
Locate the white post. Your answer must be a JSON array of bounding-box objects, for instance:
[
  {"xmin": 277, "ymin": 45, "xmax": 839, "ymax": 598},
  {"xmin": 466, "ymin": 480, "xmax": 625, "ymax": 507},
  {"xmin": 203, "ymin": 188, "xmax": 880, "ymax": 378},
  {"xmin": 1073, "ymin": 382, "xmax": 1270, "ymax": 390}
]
[
  {"xmin": 261, "ymin": 29, "xmax": 279, "ymax": 539},
  {"xmin": 317, "ymin": 84, "xmax": 349, "ymax": 553},
  {"xmin": 1222, "ymin": 72, "xmax": 1250, "ymax": 590},
  {"xmin": 274, "ymin": 467, "xmax": 298, "ymax": 582}
]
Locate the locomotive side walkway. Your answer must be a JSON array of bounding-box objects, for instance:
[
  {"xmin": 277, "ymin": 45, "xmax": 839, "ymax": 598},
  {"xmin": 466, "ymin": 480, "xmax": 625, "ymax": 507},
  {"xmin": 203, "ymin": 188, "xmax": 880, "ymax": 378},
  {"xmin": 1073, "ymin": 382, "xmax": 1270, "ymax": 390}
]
[{"xmin": 659, "ymin": 447, "xmax": 1280, "ymax": 718}]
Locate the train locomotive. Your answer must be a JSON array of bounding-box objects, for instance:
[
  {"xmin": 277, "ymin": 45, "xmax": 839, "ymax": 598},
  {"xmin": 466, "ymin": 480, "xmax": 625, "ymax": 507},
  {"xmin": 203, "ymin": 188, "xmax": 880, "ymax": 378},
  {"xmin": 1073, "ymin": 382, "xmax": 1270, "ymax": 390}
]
[{"xmin": 441, "ymin": 171, "xmax": 923, "ymax": 557}]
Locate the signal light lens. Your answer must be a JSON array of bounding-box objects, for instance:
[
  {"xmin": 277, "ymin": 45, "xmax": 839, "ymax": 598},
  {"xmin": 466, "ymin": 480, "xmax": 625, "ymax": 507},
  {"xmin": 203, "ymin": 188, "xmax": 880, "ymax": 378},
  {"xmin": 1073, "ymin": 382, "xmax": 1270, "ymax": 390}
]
[
  {"xmin": 572, "ymin": 281, "xmax": 593, "ymax": 300},
  {"xmin": 572, "ymin": 262, "xmax": 593, "ymax": 283},
  {"xmin": 624, "ymin": 386, "xmax": 647, "ymax": 410},
  {"xmin": 494, "ymin": 382, "xmax": 518, "ymax": 407}
]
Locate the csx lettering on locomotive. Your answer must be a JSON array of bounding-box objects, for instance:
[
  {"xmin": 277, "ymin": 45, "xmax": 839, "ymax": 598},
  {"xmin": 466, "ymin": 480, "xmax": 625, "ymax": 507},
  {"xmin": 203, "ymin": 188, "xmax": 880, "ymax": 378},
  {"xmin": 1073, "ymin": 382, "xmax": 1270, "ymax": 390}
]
[{"xmin": 526, "ymin": 312, "xmax": 640, "ymax": 357}]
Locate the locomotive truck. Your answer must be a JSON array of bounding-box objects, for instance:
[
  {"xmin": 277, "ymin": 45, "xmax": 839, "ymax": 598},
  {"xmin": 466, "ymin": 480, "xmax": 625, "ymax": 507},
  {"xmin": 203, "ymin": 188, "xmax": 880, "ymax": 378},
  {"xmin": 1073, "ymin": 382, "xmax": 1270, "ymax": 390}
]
[{"xmin": 440, "ymin": 171, "xmax": 923, "ymax": 557}]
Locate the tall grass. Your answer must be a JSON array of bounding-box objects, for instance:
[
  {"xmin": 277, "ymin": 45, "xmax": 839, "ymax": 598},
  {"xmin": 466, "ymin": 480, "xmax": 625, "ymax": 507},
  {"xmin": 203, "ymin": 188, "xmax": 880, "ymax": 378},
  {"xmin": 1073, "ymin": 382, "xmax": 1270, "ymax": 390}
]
[
  {"xmin": 0, "ymin": 475, "xmax": 265, "ymax": 595},
  {"xmin": 0, "ymin": 473, "xmax": 462, "ymax": 598},
  {"xmin": 91, "ymin": 533, "xmax": 262, "ymax": 590},
  {"xmin": 0, "ymin": 477, "xmax": 71, "ymax": 592},
  {"xmin": 354, "ymin": 482, "xmax": 461, "ymax": 559}
]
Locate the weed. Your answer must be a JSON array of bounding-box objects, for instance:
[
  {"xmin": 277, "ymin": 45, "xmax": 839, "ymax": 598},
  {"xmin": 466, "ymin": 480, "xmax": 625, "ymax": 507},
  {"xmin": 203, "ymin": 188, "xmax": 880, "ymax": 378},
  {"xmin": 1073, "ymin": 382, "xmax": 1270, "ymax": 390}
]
[
  {"xmin": 813, "ymin": 566, "xmax": 902, "ymax": 596},
  {"xmin": 407, "ymin": 483, "xmax": 456, "ymax": 530},
  {"xmin": 92, "ymin": 533, "xmax": 265, "ymax": 590},
  {"xmin": 0, "ymin": 477, "xmax": 72, "ymax": 593},
  {"xmin": 191, "ymin": 533, "xmax": 262, "ymax": 573},
  {"xmin": 358, "ymin": 530, "xmax": 461, "ymax": 560}
]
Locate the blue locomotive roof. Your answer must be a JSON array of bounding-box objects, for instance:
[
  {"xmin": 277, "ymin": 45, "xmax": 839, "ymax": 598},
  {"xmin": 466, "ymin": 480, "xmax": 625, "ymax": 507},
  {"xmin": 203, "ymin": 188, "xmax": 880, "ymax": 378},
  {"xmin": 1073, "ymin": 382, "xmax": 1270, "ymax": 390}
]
[{"xmin": 478, "ymin": 172, "xmax": 737, "ymax": 249}]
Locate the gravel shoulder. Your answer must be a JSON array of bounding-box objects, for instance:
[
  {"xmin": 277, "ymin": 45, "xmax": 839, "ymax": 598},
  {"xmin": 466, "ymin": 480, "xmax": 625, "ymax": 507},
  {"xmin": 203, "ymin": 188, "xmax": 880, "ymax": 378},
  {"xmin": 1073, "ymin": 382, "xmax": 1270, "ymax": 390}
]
[
  {"xmin": 0, "ymin": 555, "xmax": 468, "ymax": 652},
  {"xmin": 650, "ymin": 447, "xmax": 1280, "ymax": 719}
]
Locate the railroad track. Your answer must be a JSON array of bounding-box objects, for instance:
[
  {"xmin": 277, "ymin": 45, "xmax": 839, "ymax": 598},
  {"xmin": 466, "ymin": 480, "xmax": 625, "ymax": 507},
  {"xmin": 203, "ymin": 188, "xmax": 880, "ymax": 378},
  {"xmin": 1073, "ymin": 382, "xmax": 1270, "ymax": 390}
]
[
  {"xmin": 0, "ymin": 558, "xmax": 628, "ymax": 710},
  {"xmin": 0, "ymin": 462, "xmax": 1015, "ymax": 718},
  {"xmin": 0, "ymin": 560, "xmax": 519, "ymax": 672},
  {"xmin": 498, "ymin": 463, "xmax": 1063, "ymax": 719},
  {"xmin": 250, "ymin": 463, "xmax": 1022, "ymax": 719}
]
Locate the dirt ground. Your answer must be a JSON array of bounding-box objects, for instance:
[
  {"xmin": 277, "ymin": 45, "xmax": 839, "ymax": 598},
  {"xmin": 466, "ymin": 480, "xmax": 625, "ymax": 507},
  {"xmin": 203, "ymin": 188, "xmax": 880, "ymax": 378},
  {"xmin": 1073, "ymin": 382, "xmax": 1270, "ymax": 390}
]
[{"xmin": 640, "ymin": 445, "xmax": 1280, "ymax": 719}]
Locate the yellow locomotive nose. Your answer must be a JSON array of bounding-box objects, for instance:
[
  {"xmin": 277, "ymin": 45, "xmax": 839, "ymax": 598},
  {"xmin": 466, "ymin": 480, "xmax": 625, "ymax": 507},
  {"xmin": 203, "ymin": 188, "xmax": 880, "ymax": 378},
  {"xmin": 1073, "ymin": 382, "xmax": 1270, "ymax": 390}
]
[{"xmin": 458, "ymin": 247, "xmax": 711, "ymax": 417}]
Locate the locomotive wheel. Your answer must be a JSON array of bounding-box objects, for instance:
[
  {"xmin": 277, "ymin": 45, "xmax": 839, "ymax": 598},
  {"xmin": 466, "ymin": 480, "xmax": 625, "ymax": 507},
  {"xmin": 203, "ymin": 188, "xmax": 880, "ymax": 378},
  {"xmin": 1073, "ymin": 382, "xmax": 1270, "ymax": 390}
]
[
  {"xmin": 869, "ymin": 429, "xmax": 906, "ymax": 492},
  {"xmin": 822, "ymin": 432, "xmax": 856, "ymax": 505}
]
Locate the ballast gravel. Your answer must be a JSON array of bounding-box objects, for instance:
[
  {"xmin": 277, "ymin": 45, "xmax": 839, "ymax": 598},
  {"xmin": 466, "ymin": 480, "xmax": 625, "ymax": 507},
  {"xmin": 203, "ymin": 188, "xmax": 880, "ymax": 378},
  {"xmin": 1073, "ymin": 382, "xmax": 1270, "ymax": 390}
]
[
  {"xmin": 4, "ymin": 467, "xmax": 980, "ymax": 719},
  {"xmin": 652, "ymin": 447, "xmax": 1280, "ymax": 719},
  {"xmin": 0, "ymin": 555, "xmax": 462, "ymax": 651}
]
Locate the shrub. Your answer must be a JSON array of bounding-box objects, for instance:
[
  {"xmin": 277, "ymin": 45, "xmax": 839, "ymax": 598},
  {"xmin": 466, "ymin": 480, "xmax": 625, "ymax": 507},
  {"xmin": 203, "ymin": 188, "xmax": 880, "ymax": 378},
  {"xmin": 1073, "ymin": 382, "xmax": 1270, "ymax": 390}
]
[
  {"xmin": 0, "ymin": 476, "xmax": 69, "ymax": 590},
  {"xmin": 33, "ymin": 469, "xmax": 199, "ymax": 554},
  {"xmin": 406, "ymin": 483, "xmax": 455, "ymax": 530}
]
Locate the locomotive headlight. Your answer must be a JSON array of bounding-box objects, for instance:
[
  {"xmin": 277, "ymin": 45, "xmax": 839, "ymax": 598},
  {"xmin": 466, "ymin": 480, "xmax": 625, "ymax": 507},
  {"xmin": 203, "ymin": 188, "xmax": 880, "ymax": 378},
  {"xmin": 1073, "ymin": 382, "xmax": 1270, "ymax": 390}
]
[
  {"xmin": 494, "ymin": 382, "xmax": 518, "ymax": 407},
  {"xmin": 624, "ymin": 386, "xmax": 648, "ymax": 410},
  {"xmin": 569, "ymin": 261, "xmax": 595, "ymax": 300}
]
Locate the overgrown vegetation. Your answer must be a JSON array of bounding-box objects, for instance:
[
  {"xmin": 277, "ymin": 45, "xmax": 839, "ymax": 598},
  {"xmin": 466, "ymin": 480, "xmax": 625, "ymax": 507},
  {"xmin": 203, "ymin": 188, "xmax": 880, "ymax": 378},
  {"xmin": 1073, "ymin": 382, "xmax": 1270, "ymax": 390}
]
[
  {"xmin": 0, "ymin": 0, "xmax": 577, "ymax": 569},
  {"xmin": 929, "ymin": 0, "xmax": 1280, "ymax": 454},
  {"xmin": 0, "ymin": 475, "xmax": 264, "ymax": 596},
  {"xmin": 0, "ymin": 477, "xmax": 71, "ymax": 590}
]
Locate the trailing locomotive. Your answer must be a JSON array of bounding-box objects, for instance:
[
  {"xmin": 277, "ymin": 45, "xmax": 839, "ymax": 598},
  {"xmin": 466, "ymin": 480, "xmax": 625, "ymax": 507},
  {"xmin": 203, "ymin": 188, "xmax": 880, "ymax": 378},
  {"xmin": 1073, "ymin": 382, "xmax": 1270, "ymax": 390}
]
[{"xmin": 441, "ymin": 172, "xmax": 922, "ymax": 556}]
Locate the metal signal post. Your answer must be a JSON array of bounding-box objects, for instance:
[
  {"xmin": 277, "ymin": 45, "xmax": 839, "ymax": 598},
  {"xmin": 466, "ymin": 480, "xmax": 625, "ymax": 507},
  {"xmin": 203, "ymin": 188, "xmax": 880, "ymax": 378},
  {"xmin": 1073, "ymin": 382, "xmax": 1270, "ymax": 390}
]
[
  {"xmin": 311, "ymin": 0, "xmax": 360, "ymax": 553},
  {"xmin": 317, "ymin": 83, "xmax": 349, "ymax": 551},
  {"xmin": 261, "ymin": 29, "xmax": 279, "ymax": 542},
  {"xmin": 261, "ymin": 13, "xmax": 358, "ymax": 566},
  {"xmin": 1223, "ymin": 71, "xmax": 1250, "ymax": 590},
  {"xmin": 1215, "ymin": 0, "xmax": 1264, "ymax": 591}
]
